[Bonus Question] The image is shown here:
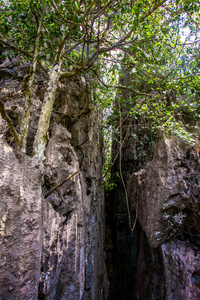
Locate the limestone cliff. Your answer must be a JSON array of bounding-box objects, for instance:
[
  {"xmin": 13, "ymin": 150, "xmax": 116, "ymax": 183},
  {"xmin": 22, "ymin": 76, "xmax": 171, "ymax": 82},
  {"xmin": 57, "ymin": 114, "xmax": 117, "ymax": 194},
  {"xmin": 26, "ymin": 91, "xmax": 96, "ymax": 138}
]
[
  {"xmin": 105, "ymin": 66, "xmax": 200, "ymax": 300},
  {"xmin": 1, "ymin": 57, "xmax": 200, "ymax": 300},
  {"xmin": 128, "ymin": 132, "xmax": 200, "ymax": 300},
  {"xmin": 0, "ymin": 59, "xmax": 108, "ymax": 299}
]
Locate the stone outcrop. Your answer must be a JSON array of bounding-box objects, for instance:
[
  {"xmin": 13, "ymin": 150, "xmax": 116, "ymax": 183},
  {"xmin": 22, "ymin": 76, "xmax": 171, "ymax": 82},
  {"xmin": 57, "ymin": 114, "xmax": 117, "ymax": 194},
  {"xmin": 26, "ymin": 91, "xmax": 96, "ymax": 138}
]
[
  {"xmin": 0, "ymin": 59, "xmax": 108, "ymax": 299},
  {"xmin": 128, "ymin": 132, "xmax": 200, "ymax": 299},
  {"xmin": 38, "ymin": 118, "xmax": 107, "ymax": 299},
  {"xmin": 1, "ymin": 56, "xmax": 200, "ymax": 300},
  {"xmin": 161, "ymin": 239, "xmax": 200, "ymax": 300},
  {"xmin": 105, "ymin": 65, "xmax": 200, "ymax": 299},
  {"xmin": 0, "ymin": 136, "xmax": 43, "ymax": 299},
  {"xmin": 128, "ymin": 131, "xmax": 200, "ymax": 248}
]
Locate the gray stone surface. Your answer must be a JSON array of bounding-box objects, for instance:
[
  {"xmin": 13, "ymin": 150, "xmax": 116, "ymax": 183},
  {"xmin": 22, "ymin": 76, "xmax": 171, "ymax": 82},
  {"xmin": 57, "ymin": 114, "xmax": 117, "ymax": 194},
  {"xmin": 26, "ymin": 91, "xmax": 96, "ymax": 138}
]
[
  {"xmin": 38, "ymin": 121, "xmax": 102, "ymax": 299},
  {"xmin": 128, "ymin": 131, "xmax": 200, "ymax": 300},
  {"xmin": 0, "ymin": 63, "xmax": 108, "ymax": 299},
  {"xmin": 128, "ymin": 131, "xmax": 200, "ymax": 248},
  {"xmin": 161, "ymin": 239, "xmax": 200, "ymax": 300},
  {"xmin": 0, "ymin": 135, "xmax": 43, "ymax": 300}
]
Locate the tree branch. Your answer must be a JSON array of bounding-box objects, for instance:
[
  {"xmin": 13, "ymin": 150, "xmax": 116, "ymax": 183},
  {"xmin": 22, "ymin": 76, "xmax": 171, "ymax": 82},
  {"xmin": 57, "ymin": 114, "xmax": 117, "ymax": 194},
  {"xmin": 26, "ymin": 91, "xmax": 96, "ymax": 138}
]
[
  {"xmin": 0, "ymin": 100, "xmax": 21, "ymax": 149},
  {"xmin": 100, "ymin": 0, "xmax": 167, "ymax": 52},
  {"xmin": 94, "ymin": 0, "xmax": 115, "ymax": 19},
  {"xmin": 84, "ymin": 1, "xmax": 167, "ymax": 68},
  {"xmin": 91, "ymin": 68, "xmax": 148, "ymax": 95},
  {"xmin": 44, "ymin": 169, "xmax": 80, "ymax": 199},
  {"xmin": 62, "ymin": 41, "xmax": 83, "ymax": 57},
  {"xmin": 0, "ymin": 38, "xmax": 33, "ymax": 59},
  {"xmin": 20, "ymin": 15, "xmax": 43, "ymax": 152},
  {"xmin": 0, "ymin": 38, "xmax": 47, "ymax": 74},
  {"xmin": 49, "ymin": 0, "xmax": 91, "ymax": 28}
]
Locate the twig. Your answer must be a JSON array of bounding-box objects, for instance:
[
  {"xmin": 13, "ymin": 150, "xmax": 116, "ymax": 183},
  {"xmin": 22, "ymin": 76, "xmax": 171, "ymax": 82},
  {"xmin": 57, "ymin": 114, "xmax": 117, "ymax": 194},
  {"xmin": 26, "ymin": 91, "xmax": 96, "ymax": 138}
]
[
  {"xmin": 102, "ymin": 114, "xmax": 132, "ymax": 180},
  {"xmin": 0, "ymin": 100, "xmax": 21, "ymax": 149},
  {"xmin": 0, "ymin": 38, "xmax": 47, "ymax": 74},
  {"xmin": 91, "ymin": 68, "xmax": 148, "ymax": 95},
  {"xmin": 50, "ymin": 0, "xmax": 91, "ymax": 28},
  {"xmin": 44, "ymin": 169, "xmax": 80, "ymax": 199}
]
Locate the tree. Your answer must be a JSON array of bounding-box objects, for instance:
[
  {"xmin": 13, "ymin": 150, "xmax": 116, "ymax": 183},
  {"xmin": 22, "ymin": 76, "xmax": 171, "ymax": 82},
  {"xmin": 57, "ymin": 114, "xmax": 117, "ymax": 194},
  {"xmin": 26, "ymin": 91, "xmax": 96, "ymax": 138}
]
[
  {"xmin": 97, "ymin": 0, "xmax": 200, "ymax": 155},
  {"xmin": 0, "ymin": 0, "xmax": 199, "ymax": 160}
]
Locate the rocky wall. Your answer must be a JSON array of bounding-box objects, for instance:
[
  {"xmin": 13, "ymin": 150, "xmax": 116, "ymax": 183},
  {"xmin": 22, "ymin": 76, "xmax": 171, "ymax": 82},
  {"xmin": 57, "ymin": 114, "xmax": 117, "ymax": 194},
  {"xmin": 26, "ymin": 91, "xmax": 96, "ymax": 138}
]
[
  {"xmin": 128, "ymin": 132, "xmax": 200, "ymax": 299},
  {"xmin": 0, "ymin": 61, "xmax": 108, "ymax": 299},
  {"xmin": 0, "ymin": 136, "xmax": 43, "ymax": 299}
]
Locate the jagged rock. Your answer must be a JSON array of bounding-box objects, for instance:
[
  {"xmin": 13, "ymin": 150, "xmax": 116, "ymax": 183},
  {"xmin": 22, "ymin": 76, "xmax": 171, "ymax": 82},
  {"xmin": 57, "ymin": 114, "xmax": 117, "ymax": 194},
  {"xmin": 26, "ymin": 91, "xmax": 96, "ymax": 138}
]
[
  {"xmin": 133, "ymin": 229, "xmax": 165, "ymax": 300},
  {"xmin": 128, "ymin": 132, "xmax": 200, "ymax": 300},
  {"xmin": 0, "ymin": 135, "xmax": 43, "ymax": 300},
  {"xmin": 38, "ymin": 97, "xmax": 108, "ymax": 299},
  {"xmin": 0, "ymin": 67, "xmax": 108, "ymax": 299},
  {"xmin": 128, "ymin": 132, "xmax": 200, "ymax": 248},
  {"xmin": 0, "ymin": 56, "xmax": 47, "ymax": 86},
  {"xmin": 161, "ymin": 239, "xmax": 200, "ymax": 300},
  {"xmin": 133, "ymin": 230, "xmax": 200, "ymax": 300},
  {"xmin": 39, "ymin": 122, "xmax": 85, "ymax": 298}
]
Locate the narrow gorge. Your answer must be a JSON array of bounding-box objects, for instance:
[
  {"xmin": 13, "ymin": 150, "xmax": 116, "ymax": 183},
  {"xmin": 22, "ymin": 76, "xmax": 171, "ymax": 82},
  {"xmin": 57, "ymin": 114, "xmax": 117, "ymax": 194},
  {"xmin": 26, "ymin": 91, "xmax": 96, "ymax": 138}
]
[
  {"xmin": 0, "ymin": 56, "xmax": 199, "ymax": 300},
  {"xmin": 0, "ymin": 1, "xmax": 200, "ymax": 299}
]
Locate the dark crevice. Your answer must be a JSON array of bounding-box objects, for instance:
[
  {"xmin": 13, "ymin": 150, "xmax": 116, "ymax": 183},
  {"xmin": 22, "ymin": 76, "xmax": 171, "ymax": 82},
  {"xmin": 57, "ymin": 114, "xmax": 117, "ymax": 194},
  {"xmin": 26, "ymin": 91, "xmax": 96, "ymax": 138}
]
[{"xmin": 105, "ymin": 187, "xmax": 140, "ymax": 300}]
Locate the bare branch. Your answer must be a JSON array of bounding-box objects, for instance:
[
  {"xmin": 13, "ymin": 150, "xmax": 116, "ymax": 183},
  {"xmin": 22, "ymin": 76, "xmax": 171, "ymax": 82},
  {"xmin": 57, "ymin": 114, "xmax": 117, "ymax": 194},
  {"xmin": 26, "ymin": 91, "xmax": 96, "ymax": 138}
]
[
  {"xmin": 0, "ymin": 38, "xmax": 48, "ymax": 74},
  {"xmin": 49, "ymin": 0, "xmax": 91, "ymax": 28},
  {"xmin": 91, "ymin": 68, "xmax": 148, "ymax": 95},
  {"xmin": 44, "ymin": 169, "xmax": 80, "ymax": 199},
  {"xmin": 0, "ymin": 100, "xmax": 21, "ymax": 149}
]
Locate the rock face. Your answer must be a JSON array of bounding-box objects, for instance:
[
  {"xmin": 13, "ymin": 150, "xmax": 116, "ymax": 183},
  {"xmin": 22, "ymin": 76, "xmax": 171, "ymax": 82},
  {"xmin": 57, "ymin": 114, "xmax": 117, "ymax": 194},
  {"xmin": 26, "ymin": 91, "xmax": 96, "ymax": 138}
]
[
  {"xmin": 39, "ymin": 120, "xmax": 107, "ymax": 300},
  {"xmin": 128, "ymin": 132, "xmax": 200, "ymax": 248},
  {"xmin": 128, "ymin": 132, "xmax": 200, "ymax": 299},
  {"xmin": 1, "ymin": 57, "xmax": 200, "ymax": 300},
  {"xmin": 0, "ymin": 60, "xmax": 108, "ymax": 299},
  {"xmin": 161, "ymin": 240, "xmax": 200, "ymax": 300},
  {"xmin": 0, "ymin": 136, "xmax": 43, "ymax": 299}
]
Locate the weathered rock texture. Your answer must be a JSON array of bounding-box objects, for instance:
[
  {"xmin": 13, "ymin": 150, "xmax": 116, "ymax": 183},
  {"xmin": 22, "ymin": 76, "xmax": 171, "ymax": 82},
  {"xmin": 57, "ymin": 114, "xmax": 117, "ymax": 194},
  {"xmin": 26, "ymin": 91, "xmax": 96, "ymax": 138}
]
[
  {"xmin": 161, "ymin": 239, "xmax": 200, "ymax": 300},
  {"xmin": 0, "ymin": 136, "xmax": 43, "ymax": 299},
  {"xmin": 0, "ymin": 59, "xmax": 107, "ymax": 299},
  {"xmin": 128, "ymin": 132, "xmax": 200, "ymax": 299},
  {"xmin": 128, "ymin": 132, "xmax": 200, "ymax": 248},
  {"xmin": 105, "ymin": 65, "xmax": 200, "ymax": 299}
]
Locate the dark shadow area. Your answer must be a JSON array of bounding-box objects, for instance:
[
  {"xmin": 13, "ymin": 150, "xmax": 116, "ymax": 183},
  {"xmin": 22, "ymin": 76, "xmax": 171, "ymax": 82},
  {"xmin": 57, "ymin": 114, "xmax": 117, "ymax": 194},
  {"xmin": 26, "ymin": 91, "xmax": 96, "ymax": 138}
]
[{"xmin": 105, "ymin": 187, "xmax": 140, "ymax": 300}]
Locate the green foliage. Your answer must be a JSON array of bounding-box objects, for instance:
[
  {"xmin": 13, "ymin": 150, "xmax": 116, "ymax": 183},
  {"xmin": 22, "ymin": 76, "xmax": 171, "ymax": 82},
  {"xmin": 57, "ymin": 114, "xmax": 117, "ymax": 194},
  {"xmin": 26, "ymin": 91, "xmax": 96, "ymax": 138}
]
[
  {"xmin": 102, "ymin": 170, "xmax": 120, "ymax": 191},
  {"xmin": 1, "ymin": 0, "xmax": 199, "ymax": 95},
  {"xmin": 94, "ymin": 0, "xmax": 200, "ymax": 151},
  {"xmin": 0, "ymin": 0, "xmax": 199, "ymax": 159}
]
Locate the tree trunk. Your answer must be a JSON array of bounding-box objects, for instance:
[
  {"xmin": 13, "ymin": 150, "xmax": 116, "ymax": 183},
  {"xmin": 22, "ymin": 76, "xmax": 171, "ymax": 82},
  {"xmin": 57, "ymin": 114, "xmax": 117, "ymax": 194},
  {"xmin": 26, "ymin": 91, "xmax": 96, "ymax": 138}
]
[
  {"xmin": 20, "ymin": 16, "xmax": 42, "ymax": 153},
  {"xmin": 33, "ymin": 62, "xmax": 62, "ymax": 160}
]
